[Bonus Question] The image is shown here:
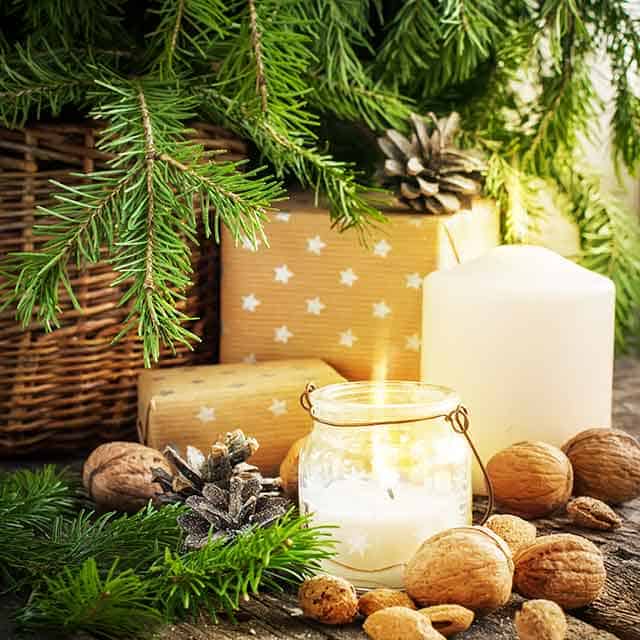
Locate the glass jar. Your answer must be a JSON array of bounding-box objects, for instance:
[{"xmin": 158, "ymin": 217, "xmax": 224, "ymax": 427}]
[{"xmin": 299, "ymin": 381, "xmax": 472, "ymax": 589}]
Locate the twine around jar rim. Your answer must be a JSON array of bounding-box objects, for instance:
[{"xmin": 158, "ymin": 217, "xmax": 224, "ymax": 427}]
[{"xmin": 300, "ymin": 382, "xmax": 494, "ymax": 525}]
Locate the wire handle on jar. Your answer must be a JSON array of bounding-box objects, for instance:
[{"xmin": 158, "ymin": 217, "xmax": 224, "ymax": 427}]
[{"xmin": 300, "ymin": 382, "xmax": 494, "ymax": 525}]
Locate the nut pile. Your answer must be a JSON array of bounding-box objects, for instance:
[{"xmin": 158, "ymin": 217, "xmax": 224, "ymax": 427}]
[{"xmin": 297, "ymin": 426, "xmax": 640, "ymax": 639}]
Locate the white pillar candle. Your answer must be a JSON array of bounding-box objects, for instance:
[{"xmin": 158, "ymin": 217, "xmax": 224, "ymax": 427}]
[{"xmin": 421, "ymin": 245, "xmax": 615, "ymax": 491}]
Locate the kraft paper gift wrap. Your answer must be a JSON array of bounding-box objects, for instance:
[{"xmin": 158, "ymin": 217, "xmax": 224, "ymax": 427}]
[
  {"xmin": 220, "ymin": 192, "xmax": 500, "ymax": 380},
  {"xmin": 138, "ymin": 358, "xmax": 345, "ymax": 475}
]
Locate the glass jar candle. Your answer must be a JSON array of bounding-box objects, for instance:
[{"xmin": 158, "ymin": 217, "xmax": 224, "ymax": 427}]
[{"xmin": 299, "ymin": 381, "xmax": 473, "ymax": 589}]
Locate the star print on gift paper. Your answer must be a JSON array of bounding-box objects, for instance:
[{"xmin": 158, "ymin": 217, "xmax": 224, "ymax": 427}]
[
  {"xmin": 274, "ymin": 264, "xmax": 294, "ymax": 284},
  {"xmin": 405, "ymin": 273, "xmax": 422, "ymax": 289},
  {"xmin": 373, "ymin": 239, "xmax": 391, "ymax": 257},
  {"xmin": 275, "ymin": 211, "xmax": 291, "ymax": 222},
  {"xmin": 339, "ymin": 268, "xmax": 359, "ymax": 287},
  {"xmin": 344, "ymin": 531, "xmax": 370, "ymax": 557},
  {"xmin": 306, "ymin": 297, "xmax": 326, "ymax": 315},
  {"xmin": 241, "ymin": 293, "xmax": 261, "ymax": 312},
  {"xmin": 240, "ymin": 235, "xmax": 261, "ymax": 252},
  {"xmin": 372, "ymin": 301, "xmax": 391, "ymax": 319},
  {"xmin": 268, "ymin": 398, "xmax": 288, "ymax": 416},
  {"xmin": 405, "ymin": 334, "xmax": 421, "ymax": 352},
  {"xmin": 196, "ymin": 406, "xmax": 216, "ymax": 423},
  {"xmin": 407, "ymin": 218, "xmax": 424, "ymax": 227},
  {"xmin": 274, "ymin": 325, "xmax": 293, "ymax": 343},
  {"xmin": 243, "ymin": 353, "xmax": 257, "ymax": 364},
  {"xmin": 339, "ymin": 329, "xmax": 358, "ymax": 348},
  {"xmin": 306, "ymin": 235, "xmax": 326, "ymax": 255}
]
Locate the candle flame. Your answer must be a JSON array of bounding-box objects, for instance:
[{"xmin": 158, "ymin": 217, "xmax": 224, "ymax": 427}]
[{"xmin": 372, "ymin": 357, "xmax": 388, "ymax": 404}]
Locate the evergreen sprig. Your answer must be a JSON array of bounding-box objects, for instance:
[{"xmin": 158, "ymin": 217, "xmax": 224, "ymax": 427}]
[{"xmin": 1, "ymin": 466, "xmax": 334, "ymax": 639}]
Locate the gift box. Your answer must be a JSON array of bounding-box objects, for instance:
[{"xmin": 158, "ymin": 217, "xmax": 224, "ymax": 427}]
[
  {"xmin": 137, "ymin": 358, "xmax": 344, "ymax": 475},
  {"xmin": 220, "ymin": 192, "xmax": 500, "ymax": 380}
]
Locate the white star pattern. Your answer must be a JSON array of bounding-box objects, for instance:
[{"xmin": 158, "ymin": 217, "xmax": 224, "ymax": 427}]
[
  {"xmin": 275, "ymin": 212, "xmax": 291, "ymax": 222},
  {"xmin": 405, "ymin": 273, "xmax": 422, "ymax": 289},
  {"xmin": 241, "ymin": 293, "xmax": 261, "ymax": 312},
  {"xmin": 268, "ymin": 398, "xmax": 288, "ymax": 416},
  {"xmin": 405, "ymin": 334, "xmax": 421, "ymax": 352},
  {"xmin": 339, "ymin": 329, "xmax": 358, "ymax": 348},
  {"xmin": 306, "ymin": 235, "xmax": 326, "ymax": 255},
  {"xmin": 343, "ymin": 531, "xmax": 370, "ymax": 557},
  {"xmin": 373, "ymin": 239, "xmax": 392, "ymax": 257},
  {"xmin": 243, "ymin": 353, "xmax": 257, "ymax": 364},
  {"xmin": 372, "ymin": 301, "xmax": 391, "ymax": 319},
  {"xmin": 339, "ymin": 268, "xmax": 359, "ymax": 287},
  {"xmin": 196, "ymin": 406, "xmax": 216, "ymax": 423},
  {"xmin": 240, "ymin": 235, "xmax": 261, "ymax": 252},
  {"xmin": 306, "ymin": 297, "xmax": 326, "ymax": 315},
  {"xmin": 274, "ymin": 325, "xmax": 294, "ymax": 343},
  {"xmin": 407, "ymin": 218, "xmax": 424, "ymax": 227},
  {"xmin": 274, "ymin": 264, "xmax": 294, "ymax": 284}
]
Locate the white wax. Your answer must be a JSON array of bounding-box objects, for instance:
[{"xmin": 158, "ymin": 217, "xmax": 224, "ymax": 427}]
[
  {"xmin": 304, "ymin": 478, "xmax": 469, "ymax": 588},
  {"xmin": 421, "ymin": 245, "xmax": 615, "ymax": 491}
]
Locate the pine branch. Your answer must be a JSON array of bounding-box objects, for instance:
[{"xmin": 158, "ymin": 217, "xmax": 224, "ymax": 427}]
[
  {"xmin": 196, "ymin": 88, "xmax": 384, "ymax": 232},
  {"xmin": 147, "ymin": 0, "xmax": 231, "ymax": 77},
  {"xmin": 17, "ymin": 558, "xmax": 162, "ymax": 639},
  {"xmin": 248, "ymin": 0, "xmax": 268, "ymax": 113},
  {"xmin": 557, "ymin": 167, "xmax": 640, "ymax": 350},
  {"xmin": 0, "ymin": 41, "xmax": 98, "ymax": 127},
  {"xmin": 149, "ymin": 510, "xmax": 334, "ymax": 620}
]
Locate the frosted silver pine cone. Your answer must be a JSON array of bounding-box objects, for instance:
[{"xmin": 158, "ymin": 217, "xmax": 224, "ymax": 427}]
[{"xmin": 378, "ymin": 112, "xmax": 486, "ymax": 214}]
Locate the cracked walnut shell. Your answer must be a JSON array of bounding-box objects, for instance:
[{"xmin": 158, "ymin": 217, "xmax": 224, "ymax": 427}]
[
  {"xmin": 82, "ymin": 441, "xmax": 171, "ymax": 513},
  {"xmin": 364, "ymin": 607, "xmax": 445, "ymax": 640},
  {"xmin": 562, "ymin": 428, "xmax": 640, "ymax": 504},
  {"xmin": 419, "ymin": 604, "xmax": 474, "ymax": 637},
  {"xmin": 487, "ymin": 441, "xmax": 573, "ymax": 518},
  {"xmin": 567, "ymin": 496, "xmax": 622, "ymax": 530},
  {"xmin": 514, "ymin": 534, "xmax": 606, "ymax": 609},
  {"xmin": 298, "ymin": 575, "xmax": 358, "ymax": 625},
  {"xmin": 405, "ymin": 526, "xmax": 514, "ymax": 612},
  {"xmin": 515, "ymin": 599, "xmax": 567, "ymax": 640}
]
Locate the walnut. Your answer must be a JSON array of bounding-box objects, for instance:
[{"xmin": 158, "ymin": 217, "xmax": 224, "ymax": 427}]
[
  {"xmin": 487, "ymin": 441, "xmax": 573, "ymax": 518},
  {"xmin": 515, "ymin": 599, "xmax": 567, "ymax": 640},
  {"xmin": 82, "ymin": 441, "xmax": 171, "ymax": 513},
  {"xmin": 279, "ymin": 436, "xmax": 307, "ymax": 499},
  {"xmin": 404, "ymin": 526, "xmax": 514, "ymax": 612},
  {"xmin": 486, "ymin": 514, "xmax": 537, "ymax": 556},
  {"xmin": 298, "ymin": 575, "xmax": 358, "ymax": 625},
  {"xmin": 363, "ymin": 607, "xmax": 445, "ymax": 640},
  {"xmin": 562, "ymin": 428, "xmax": 640, "ymax": 504},
  {"xmin": 358, "ymin": 589, "xmax": 416, "ymax": 617},
  {"xmin": 567, "ymin": 496, "xmax": 622, "ymax": 530},
  {"xmin": 514, "ymin": 534, "xmax": 606, "ymax": 609},
  {"xmin": 419, "ymin": 604, "xmax": 475, "ymax": 637}
]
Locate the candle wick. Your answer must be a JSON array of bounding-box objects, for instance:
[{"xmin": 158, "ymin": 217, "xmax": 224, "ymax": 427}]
[{"xmin": 387, "ymin": 488, "xmax": 395, "ymax": 500}]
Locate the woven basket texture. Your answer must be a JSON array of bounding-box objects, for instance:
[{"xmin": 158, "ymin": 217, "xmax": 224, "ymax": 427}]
[{"xmin": 0, "ymin": 121, "xmax": 245, "ymax": 455}]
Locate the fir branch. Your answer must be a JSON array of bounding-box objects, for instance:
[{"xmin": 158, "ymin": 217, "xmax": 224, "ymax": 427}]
[
  {"xmin": 3, "ymin": 171, "xmax": 128, "ymax": 331},
  {"xmin": 248, "ymin": 0, "xmax": 268, "ymax": 113},
  {"xmin": 558, "ymin": 167, "xmax": 640, "ymax": 350},
  {"xmin": 18, "ymin": 558, "xmax": 162, "ymax": 639},
  {"xmin": 375, "ymin": 0, "xmax": 441, "ymax": 88},
  {"xmin": 0, "ymin": 41, "xmax": 97, "ymax": 127},
  {"xmin": 147, "ymin": 0, "xmax": 231, "ymax": 77},
  {"xmin": 149, "ymin": 510, "xmax": 334, "ymax": 620}
]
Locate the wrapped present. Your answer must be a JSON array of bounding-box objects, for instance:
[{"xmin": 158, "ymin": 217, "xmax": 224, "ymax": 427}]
[
  {"xmin": 220, "ymin": 192, "xmax": 500, "ymax": 380},
  {"xmin": 137, "ymin": 359, "xmax": 344, "ymax": 476}
]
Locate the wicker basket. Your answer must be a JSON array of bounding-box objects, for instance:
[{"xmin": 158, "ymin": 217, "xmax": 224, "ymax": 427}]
[{"xmin": 0, "ymin": 122, "xmax": 247, "ymax": 455}]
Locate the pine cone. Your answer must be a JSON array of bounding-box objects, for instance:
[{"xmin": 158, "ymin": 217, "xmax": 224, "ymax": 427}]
[
  {"xmin": 378, "ymin": 112, "xmax": 486, "ymax": 214},
  {"xmin": 152, "ymin": 430, "xmax": 288, "ymax": 549}
]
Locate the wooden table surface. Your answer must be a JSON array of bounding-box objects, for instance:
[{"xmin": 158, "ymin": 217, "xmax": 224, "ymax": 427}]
[{"xmin": 3, "ymin": 358, "xmax": 640, "ymax": 640}]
